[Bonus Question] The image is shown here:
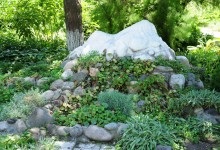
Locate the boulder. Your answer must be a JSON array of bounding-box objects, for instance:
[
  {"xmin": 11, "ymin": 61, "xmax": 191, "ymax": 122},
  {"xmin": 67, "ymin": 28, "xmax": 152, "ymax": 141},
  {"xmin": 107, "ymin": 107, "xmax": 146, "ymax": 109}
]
[
  {"xmin": 26, "ymin": 108, "xmax": 53, "ymax": 128},
  {"xmin": 50, "ymin": 79, "xmax": 64, "ymax": 90},
  {"xmin": 61, "ymin": 69, "xmax": 74, "ymax": 81},
  {"xmin": 42, "ymin": 90, "xmax": 54, "ymax": 101},
  {"xmin": 84, "ymin": 125, "xmax": 113, "ymax": 142},
  {"xmin": 68, "ymin": 20, "xmax": 175, "ymax": 61},
  {"xmin": 169, "ymin": 74, "xmax": 185, "ymax": 89}
]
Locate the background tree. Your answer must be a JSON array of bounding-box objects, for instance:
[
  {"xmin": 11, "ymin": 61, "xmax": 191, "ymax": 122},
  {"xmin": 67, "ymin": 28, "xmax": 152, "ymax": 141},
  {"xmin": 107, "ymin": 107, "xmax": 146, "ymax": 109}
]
[{"xmin": 64, "ymin": 0, "xmax": 83, "ymax": 51}]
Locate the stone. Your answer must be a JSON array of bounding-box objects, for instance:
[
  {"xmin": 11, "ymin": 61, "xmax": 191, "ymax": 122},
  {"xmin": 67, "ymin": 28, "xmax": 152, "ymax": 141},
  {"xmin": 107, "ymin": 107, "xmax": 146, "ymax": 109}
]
[
  {"xmin": 156, "ymin": 145, "xmax": 172, "ymax": 150},
  {"xmin": 52, "ymin": 89, "xmax": 62, "ymax": 100},
  {"xmin": 186, "ymin": 73, "xmax": 204, "ymax": 89},
  {"xmin": 197, "ymin": 113, "xmax": 218, "ymax": 124},
  {"xmin": 29, "ymin": 127, "xmax": 46, "ymax": 141},
  {"xmin": 176, "ymin": 56, "xmax": 190, "ymax": 67},
  {"xmin": 62, "ymin": 82, "xmax": 75, "ymax": 90},
  {"xmin": 63, "ymin": 59, "xmax": 78, "ymax": 70},
  {"xmin": 47, "ymin": 124, "xmax": 69, "ymax": 136},
  {"xmin": 61, "ymin": 69, "xmax": 74, "ymax": 81},
  {"xmin": 75, "ymin": 143, "xmax": 101, "ymax": 150},
  {"xmin": 153, "ymin": 66, "xmax": 173, "ymax": 73},
  {"xmin": 7, "ymin": 118, "xmax": 17, "ymax": 124},
  {"xmin": 54, "ymin": 141, "xmax": 76, "ymax": 150},
  {"xmin": 24, "ymin": 77, "xmax": 36, "ymax": 85},
  {"xmin": 0, "ymin": 121, "xmax": 8, "ymax": 132},
  {"xmin": 68, "ymin": 20, "xmax": 175, "ymax": 61},
  {"xmin": 117, "ymin": 123, "xmax": 128, "ymax": 137},
  {"xmin": 50, "ymin": 79, "xmax": 64, "ymax": 90},
  {"xmin": 89, "ymin": 67, "xmax": 99, "ymax": 77},
  {"xmin": 84, "ymin": 125, "xmax": 113, "ymax": 142},
  {"xmin": 169, "ymin": 74, "xmax": 185, "ymax": 89},
  {"xmin": 72, "ymin": 70, "xmax": 88, "ymax": 82},
  {"xmin": 37, "ymin": 77, "xmax": 50, "ymax": 87},
  {"xmin": 42, "ymin": 90, "xmax": 54, "ymax": 101},
  {"xmin": 62, "ymin": 90, "xmax": 72, "ymax": 96},
  {"xmin": 14, "ymin": 119, "xmax": 27, "ymax": 133},
  {"xmin": 104, "ymin": 122, "xmax": 119, "ymax": 131},
  {"xmin": 69, "ymin": 124, "xmax": 83, "ymax": 137},
  {"xmin": 73, "ymin": 86, "xmax": 85, "ymax": 96},
  {"xmin": 195, "ymin": 80, "xmax": 204, "ymax": 89},
  {"xmin": 26, "ymin": 108, "xmax": 53, "ymax": 128}
]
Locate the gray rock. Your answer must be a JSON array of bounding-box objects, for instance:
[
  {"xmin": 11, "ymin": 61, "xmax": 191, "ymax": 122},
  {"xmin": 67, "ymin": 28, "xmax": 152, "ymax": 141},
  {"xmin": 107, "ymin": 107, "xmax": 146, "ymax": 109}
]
[
  {"xmin": 24, "ymin": 77, "xmax": 36, "ymax": 85},
  {"xmin": 77, "ymin": 135, "xmax": 91, "ymax": 143},
  {"xmin": 47, "ymin": 124, "xmax": 69, "ymax": 136},
  {"xmin": 42, "ymin": 90, "xmax": 54, "ymax": 101},
  {"xmin": 89, "ymin": 67, "xmax": 99, "ymax": 77},
  {"xmin": 0, "ymin": 121, "xmax": 8, "ymax": 132},
  {"xmin": 169, "ymin": 74, "xmax": 185, "ymax": 89},
  {"xmin": 104, "ymin": 122, "xmax": 119, "ymax": 131},
  {"xmin": 54, "ymin": 141, "xmax": 76, "ymax": 150},
  {"xmin": 72, "ymin": 70, "xmax": 88, "ymax": 82},
  {"xmin": 14, "ymin": 119, "xmax": 27, "ymax": 133},
  {"xmin": 153, "ymin": 66, "xmax": 174, "ymax": 73},
  {"xmin": 62, "ymin": 82, "xmax": 75, "ymax": 90},
  {"xmin": 196, "ymin": 112, "xmax": 218, "ymax": 124},
  {"xmin": 52, "ymin": 89, "xmax": 62, "ymax": 100},
  {"xmin": 176, "ymin": 56, "xmax": 190, "ymax": 67},
  {"xmin": 186, "ymin": 73, "xmax": 204, "ymax": 89},
  {"xmin": 26, "ymin": 108, "xmax": 53, "ymax": 128},
  {"xmin": 69, "ymin": 124, "xmax": 83, "ymax": 137},
  {"xmin": 37, "ymin": 77, "xmax": 50, "ymax": 87},
  {"xmin": 29, "ymin": 127, "xmax": 46, "ymax": 141},
  {"xmin": 73, "ymin": 86, "xmax": 85, "ymax": 96},
  {"xmin": 50, "ymin": 79, "xmax": 64, "ymax": 90},
  {"xmin": 117, "ymin": 123, "xmax": 128, "ymax": 137},
  {"xmin": 63, "ymin": 59, "xmax": 78, "ymax": 70},
  {"xmin": 62, "ymin": 90, "xmax": 72, "ymax": 96},
  {"xmin": 84, "ymin": 125, "xmax": 113, "ymax": 142},
  {"xmin": 61, "ymin": 69, "xmax": 74, "ymax": 81},
  {"xmin": 75, "ymin": 143, "xmax": 101, "ymax": 150},
  {"xmin": 195, "ymin": 80, "xmax": 204, "ymax": 89},
  {"xmin": 156, "ymin": 145, "xmax": 172, "ymax": 150}
]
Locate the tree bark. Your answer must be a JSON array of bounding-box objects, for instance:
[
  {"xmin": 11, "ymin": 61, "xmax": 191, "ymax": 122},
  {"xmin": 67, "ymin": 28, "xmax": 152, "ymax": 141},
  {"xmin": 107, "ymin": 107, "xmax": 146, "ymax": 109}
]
[{"xmin": 64, "ymin": 0, "xmax": 83, "ymax": 51}]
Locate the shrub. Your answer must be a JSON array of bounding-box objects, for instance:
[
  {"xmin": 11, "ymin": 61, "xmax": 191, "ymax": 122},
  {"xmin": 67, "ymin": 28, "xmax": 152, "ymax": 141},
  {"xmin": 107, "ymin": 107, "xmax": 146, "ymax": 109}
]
[
  {"xmin": 98, "ymin": 90, "xmax": 133, "ymax": 116},
  {"xmin": 117, "ymin": 114, "xmax": 175, "ymax": 150},
  {"xmin": 0, "ymin": 88, "xmax": 45, "ymax": 120},
  {"xmin": 54, "ymin": 104, "xmax": 127, "ymax": 127},
  {"xmin": 168, "ymin": 89, "xmax": 220, "ymax": 115}
]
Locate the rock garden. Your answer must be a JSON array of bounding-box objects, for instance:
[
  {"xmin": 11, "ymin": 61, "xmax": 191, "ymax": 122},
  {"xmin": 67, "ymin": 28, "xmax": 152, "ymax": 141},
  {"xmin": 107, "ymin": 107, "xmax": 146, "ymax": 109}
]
[{"xmin": 0, "ymin": 20, "xmax": 220, "ymax": 150}]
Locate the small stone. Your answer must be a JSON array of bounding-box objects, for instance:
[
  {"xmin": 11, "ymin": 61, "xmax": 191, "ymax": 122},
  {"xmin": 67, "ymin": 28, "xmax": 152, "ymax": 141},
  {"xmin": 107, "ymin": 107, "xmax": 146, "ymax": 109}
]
[
  {"xmin": 62, "ymin": 82, "xmax": 74, "ymax": 90},
  {"xmin": 195, "ymin": 80, "xmax": 204, "ymax": 89},
  {"xmin": 52, "ymin": 89, "xmax": 62, "ymax": 100},
  {"xmin": 0, "ymin": 121, "xmax": 8, "ymax": 132},
  {"xmin": 72, "ymin": 70, "xmax": 88, "ymax": 82},
  {"xmin": 169, "ymin": 74, "xmax": 185, "ymax": 89},
  {"xmin": 54, "ymin": 141, "xmax": 76, "ymax": 150},
  {"xmin": 176, "ymin": 56, "xmax": 190, "ymax": 67},
  {"xmin": 84, "ymin": 125, "xmax": 113, "ymax": 142},
  {"xmin": 14, "ymin": 119, "xmax": 27, "ymax": 133},
  {"xmin": 194, "ymin": 108, "xmax": 204, "ymax": 115},
  {"xmin": 63, "ymin": 59, "xmax": 78, "ymax": 70},
  {"xmin": 50, "ymin": 79, "xmax": 64, "ymax": 90},
  {"xmin": 7, "ymin": 118, "xmax": 17, "ymax": 124},
  {"xmin": 69, "ymin": 124, "xmax": 83, "ymax": 137},
  {"xmin": 104, "ymin": 122, "xmax": 119, "ymax": 131},
  {"xmin": 37, "ymin": 77, "xmax": 50, "ymax": 87},
  {"xmin": 26, "ymin": 108, "xmax": 53, "ymax": 128},
  {"xmin": 61, "ymin": 69, "xmax": 74, "ymax": 81},
  {"xmin": 89, "ymin": 67, "xmax": 99, "ymax": 77},
  {"xmin": 156, "ymin": 145, "xmax": 172, "ymax": 150},
  {"xmin": 153, "ymin": 66, "xmax": 173, "ymax": 73},
  {"xmin": 47, "ymin": 124, "xmax": 69, "ymax": 136},
  {"xmin": 117, "ymin": 123, "xmax": 128, "ymax": 137},
  {"xmin": 73, "ymin": 86, "xmax": 85, "ymax": 96},
  {"xmin": 42, "ymin": 90, "xmax": 54, "ymax": 101},
  {"xmin": 24, "ymin": 77, "xmax": 36, "ymax": 85}
]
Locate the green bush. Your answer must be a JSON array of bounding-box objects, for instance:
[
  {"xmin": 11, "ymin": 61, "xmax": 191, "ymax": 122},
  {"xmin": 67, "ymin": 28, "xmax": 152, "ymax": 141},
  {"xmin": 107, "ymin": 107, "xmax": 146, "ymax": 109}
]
[
  {"xmin": 0, "ymin": 88, "xmax": 45, "ymax": 121},
  {"xmin": 98, "ymin": 90, "xmax": 133, "ymax": 116},
  {"xmin": 168, "ymin": 89, "xmax": 220, "ymax": 115},
  {"xmin": 117, "ymin": 114, "xmax": 175, "ymax": 150},
  {"xmin": 54, "ymin": 104, "xmax": 127, "ymax": 127}
]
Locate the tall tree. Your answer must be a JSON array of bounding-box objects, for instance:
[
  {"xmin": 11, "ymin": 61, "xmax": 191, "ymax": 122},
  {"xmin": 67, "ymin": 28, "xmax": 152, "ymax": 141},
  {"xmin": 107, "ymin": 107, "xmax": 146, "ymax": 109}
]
[{"xmin": 64, "ymin": 0, "xmax": 83, "ymax": 51}]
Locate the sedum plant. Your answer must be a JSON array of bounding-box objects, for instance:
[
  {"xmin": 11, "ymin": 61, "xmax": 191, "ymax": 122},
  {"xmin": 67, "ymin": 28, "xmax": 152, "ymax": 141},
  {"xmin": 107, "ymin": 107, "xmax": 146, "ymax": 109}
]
[
  {"xmin": 98, "ymin": 90, "xmax": 133, "ymax": 116},
  {"xmin": 117, "ymin": 114, "xmax": 175, "ymax": 150},
  {"xmin": 0, "ymin": 88, "xmax": 45, "ymax": 121}
]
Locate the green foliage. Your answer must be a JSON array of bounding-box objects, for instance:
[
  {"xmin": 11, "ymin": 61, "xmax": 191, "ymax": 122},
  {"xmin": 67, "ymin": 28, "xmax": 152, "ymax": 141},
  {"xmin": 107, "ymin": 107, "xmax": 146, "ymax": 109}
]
[
  {"xmin": 77, "ymin": 51, "xmax": 105, "ymax": 69},
  {"xmin": 54, "ymin": 104, "xmax": 127, "ymax": 127},
  {"xmin": 187, "ymin": 45, "xmax": 220, "ymax": 88},
  {"xmin": 0, "ymin": 132, "xmax": 35, "ymax": 149},
  {"xmin": 167, "ymin": 116, "xmax": 220, "ymax": 143},
  {"xmin": 0, "ymin": 88, "xmax": 45, "ymax": 120},
  {"xmin": 98, "ymin": 90, "xmax": 133, "ymax": 116},
  {"xmin": 154, "ymin": 56, "xmax": 191, "ymax": 74},
  {"xmin": 117, "ymin": 114, "xmax": 175, "ymax": 150},
  {"xmin": 168, "ymin": 89, "xmax": 220, "ymax": 115}
]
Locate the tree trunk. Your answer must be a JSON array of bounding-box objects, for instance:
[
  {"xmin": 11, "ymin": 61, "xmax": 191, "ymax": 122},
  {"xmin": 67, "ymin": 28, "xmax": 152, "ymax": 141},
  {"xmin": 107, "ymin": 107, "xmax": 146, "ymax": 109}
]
[{"xmin": 64, "ymin": 0, "xmax": 83, "ymax": 51}]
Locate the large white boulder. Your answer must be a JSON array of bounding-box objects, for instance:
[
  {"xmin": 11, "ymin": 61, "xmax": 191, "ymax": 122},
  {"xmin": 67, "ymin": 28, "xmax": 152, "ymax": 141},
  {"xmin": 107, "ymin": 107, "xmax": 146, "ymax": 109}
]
[{"xmin": 69, "ymin": 20, "xmax": 175, "ymax": 61}]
